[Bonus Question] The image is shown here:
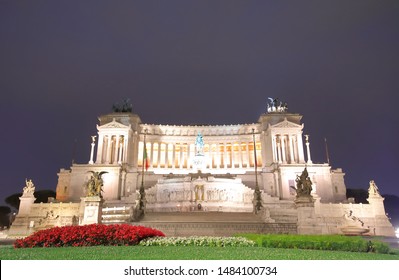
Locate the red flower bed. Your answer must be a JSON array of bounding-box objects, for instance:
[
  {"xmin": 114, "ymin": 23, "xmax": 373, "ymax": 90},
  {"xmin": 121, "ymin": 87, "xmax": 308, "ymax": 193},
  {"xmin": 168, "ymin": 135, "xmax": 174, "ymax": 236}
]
[{"xmin": 14, "ymin": 224, "xmax": 165, "ymax": 248}]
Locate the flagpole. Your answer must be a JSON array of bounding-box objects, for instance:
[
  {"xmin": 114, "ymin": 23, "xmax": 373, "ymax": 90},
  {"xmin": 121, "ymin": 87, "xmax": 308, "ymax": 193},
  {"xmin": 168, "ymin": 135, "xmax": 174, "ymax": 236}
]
[{"xmin": 324, "ymin": 137, "xmax": 330, "ymax": 165}]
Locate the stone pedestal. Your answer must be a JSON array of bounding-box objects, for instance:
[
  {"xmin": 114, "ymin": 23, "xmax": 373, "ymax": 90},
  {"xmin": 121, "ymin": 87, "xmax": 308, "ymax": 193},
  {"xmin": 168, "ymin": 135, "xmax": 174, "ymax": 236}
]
[
  {"xmin": 192, "ymin": 154, "xmax": 206, "ymax": 172},
  {"xmin": 339, "ymin": 225, "xmax": 370, "ymax": 236},
  {"xmin": 81, "ymin": 196, "xmax": 103, "ymax": 225},
  {"xmin": 18, "ymin": 196, "xmax": 36, "ymax": 215},
  {"xmin": 8, "ymin": 195, "xmax": 36, "ymax": 237},
  {"xmin": 367, "ymin": 195, "xmax": 395, "ymax": 236},
  {"xmin": 294, "ymin": 195, "xmax": 314, "ymax": 205},
  {"xmin": 295, "ymin": 197, "xmax": 322, "ymax": 234}
]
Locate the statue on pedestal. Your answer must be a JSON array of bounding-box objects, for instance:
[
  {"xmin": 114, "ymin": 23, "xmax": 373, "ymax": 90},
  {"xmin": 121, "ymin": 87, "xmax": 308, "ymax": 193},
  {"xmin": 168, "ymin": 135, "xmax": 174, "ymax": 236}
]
[
  {"xmin": 85, "ymin": 171, "xmax": 108, "ymax": 198},
  {"xmin": 195, "ymin": 132, "xmax": 204, "ymax": 155},
  {"xmin": 112, "ymin": 98, "xmax": 133, "ymax": 113},
  {"xmin": 291, "ymin": 168, "xmax": 313, "ymax": 198},
  {"xmin": 267, "ymin": 97, "xmax": 288, "ymax": 113},
  {"xmin": 22, "ymin": 179, "xmax": 35, "ymax": 196},
  {"xmin": 368, "ymin": 180, "xmax": 381, "ymax": 197}
]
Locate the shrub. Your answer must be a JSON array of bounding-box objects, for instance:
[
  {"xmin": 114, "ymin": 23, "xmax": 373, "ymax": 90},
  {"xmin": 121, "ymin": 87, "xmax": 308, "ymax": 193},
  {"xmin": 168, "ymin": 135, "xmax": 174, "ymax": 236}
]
[
  {"xmin": 235, "ymin": 234, "xmax": 392, "ymax": 254},
  {"xmin": 14, "ymin": 224, "xmax": 165, "ymax": 248},
  {"xmin": 140, "ymin": 236, "xmax": 255, "ymax": 247}
]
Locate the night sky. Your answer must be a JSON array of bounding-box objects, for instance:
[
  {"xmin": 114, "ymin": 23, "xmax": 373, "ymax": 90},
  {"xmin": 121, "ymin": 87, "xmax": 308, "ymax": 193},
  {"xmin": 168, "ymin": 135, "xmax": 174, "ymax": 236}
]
[{"xmin": 1, "ymin": 1, "xmax": 398, "ymax": 205}]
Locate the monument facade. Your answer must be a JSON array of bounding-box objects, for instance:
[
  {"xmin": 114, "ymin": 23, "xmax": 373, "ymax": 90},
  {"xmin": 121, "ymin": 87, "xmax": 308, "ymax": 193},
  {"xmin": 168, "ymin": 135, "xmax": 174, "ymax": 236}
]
[{"xmin": 8, "ymin": 99, "xmax": 395, "ymax": 237}]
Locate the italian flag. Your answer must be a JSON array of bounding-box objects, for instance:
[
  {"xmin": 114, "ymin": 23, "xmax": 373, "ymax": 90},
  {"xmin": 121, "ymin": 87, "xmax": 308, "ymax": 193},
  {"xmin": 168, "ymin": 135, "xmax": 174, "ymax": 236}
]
[{"xmin": 143, "ymin": 145, "xmax": 149, "ymax": 171}]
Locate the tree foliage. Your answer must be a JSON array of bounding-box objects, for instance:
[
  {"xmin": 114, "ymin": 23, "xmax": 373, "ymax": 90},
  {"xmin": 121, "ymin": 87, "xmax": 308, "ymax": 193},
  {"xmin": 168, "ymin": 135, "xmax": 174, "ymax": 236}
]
[
  {"xmin": 346, "ymin": 188, "xmax": 368, "ymax": 203},
  {"xmin": 0, "ymin": 205, "xmax": 12, "ymax": 228},
  {"xmin": 0, "ymin": 206, "xmax": 11, "ymax": 215},
  {"xmin": 5, "ymin": 190, "xmax": 56, "ymax": 209},
  {"xmin": 5, "ymin": 193, "xmax": 21, "ymax": 209}
]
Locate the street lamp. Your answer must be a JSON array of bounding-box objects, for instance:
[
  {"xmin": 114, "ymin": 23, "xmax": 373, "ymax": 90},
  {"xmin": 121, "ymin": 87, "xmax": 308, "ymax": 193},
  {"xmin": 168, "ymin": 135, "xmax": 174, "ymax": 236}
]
[{"xmin": 252, "ymin": 128, "xmax": 262, "ymax": 213}]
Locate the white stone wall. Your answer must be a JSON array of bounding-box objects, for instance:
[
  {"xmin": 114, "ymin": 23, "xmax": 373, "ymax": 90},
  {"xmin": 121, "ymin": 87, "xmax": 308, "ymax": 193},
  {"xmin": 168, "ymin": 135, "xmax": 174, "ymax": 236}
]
[
  {"xmin": 314, "ymin": 199, "xmax": 395, "ymax": 236},
  {"xmin": 330, "ymin": 169, "xmax": 347, "ymax": 202},
  {"xmin": 60, "ymin": 165, "xmax": 124, "ymax": 201},
  {"xmin": 55, "ymin": 168, "xmax": 71, "ymax": 201},
  {"xmin": 9, "ymin": 202, "xmax": 80, "ymax": 237}
]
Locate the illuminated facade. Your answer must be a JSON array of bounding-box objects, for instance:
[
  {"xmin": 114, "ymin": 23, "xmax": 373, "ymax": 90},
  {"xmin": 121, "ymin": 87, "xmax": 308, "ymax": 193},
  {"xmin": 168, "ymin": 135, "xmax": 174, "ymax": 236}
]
[
  {"xmin": 55, "ymin": 108, "xmax": 347, "ymax": 205},
  {"xmin": 9, "ymin": 101, "xmax": 394, "ymax": 237}
]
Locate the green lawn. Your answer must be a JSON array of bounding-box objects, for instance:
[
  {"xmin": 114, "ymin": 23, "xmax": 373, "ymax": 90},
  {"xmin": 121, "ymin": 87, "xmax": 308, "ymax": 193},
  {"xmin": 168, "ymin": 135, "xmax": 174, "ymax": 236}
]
[{"xmin": 1, "ymin": 245, "xmax": 398, "ymax": 260}]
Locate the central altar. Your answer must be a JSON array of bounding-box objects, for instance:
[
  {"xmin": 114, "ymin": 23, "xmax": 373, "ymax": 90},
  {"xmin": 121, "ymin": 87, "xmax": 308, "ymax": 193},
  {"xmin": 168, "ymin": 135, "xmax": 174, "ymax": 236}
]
[{"xmin": 145, "ymin": 173, "xmax": 254, "ymax": 212}]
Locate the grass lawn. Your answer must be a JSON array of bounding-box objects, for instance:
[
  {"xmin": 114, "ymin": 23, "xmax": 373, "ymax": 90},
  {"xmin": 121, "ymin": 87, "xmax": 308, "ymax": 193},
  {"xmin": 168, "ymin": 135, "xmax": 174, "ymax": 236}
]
[{"xmin": 1, "ymin": 245, "xmax": 399, "ymax": 260}]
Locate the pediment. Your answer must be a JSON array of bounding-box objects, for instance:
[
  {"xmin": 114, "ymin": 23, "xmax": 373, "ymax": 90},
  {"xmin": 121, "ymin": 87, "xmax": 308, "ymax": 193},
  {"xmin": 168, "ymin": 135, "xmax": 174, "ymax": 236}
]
[
  {"xmin": 98, "ymin": 118, "xmax": 130, "ymax": 129},
  {"xmin": 271, "ymin": 118, "xmax": 303, "ymax": 129}
]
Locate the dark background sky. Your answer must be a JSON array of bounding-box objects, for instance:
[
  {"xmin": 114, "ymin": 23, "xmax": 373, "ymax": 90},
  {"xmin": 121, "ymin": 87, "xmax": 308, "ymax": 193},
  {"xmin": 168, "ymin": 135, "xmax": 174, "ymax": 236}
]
[{"xmin": 1, "ymin": 1, "xmax": 398, "ymax": 205}]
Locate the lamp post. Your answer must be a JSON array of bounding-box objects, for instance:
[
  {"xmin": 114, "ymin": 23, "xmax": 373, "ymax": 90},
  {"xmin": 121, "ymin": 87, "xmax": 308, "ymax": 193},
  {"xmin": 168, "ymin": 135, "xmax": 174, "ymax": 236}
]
[
  {"xmin": 139, "ymin": 129, "xmax": 148, "ymax": 211},
  {"xmin": 252, "ymin": 128, "xmax": 262, "ymax": 213}
]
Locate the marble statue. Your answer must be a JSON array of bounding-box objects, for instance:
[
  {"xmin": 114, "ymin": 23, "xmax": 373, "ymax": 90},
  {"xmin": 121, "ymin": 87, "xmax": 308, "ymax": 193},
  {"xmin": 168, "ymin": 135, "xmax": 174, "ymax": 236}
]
[
  {"xmin": 344, "ymin": 210, "xmax": 365, "ymax": 227},
  {"xmin": 368, "ymin": 180, "xmax": 381, "ymax": 196},
  {"xmin": 339, "ymin": 210, "xmax": 370, "ymax": 235},
  {"xmin": 23, "ymin": 179, "xmax": 35, "ymax": 196},
  {"xmin": 194, "ymin": 184, "xmax": 204, "ymax": 201}
]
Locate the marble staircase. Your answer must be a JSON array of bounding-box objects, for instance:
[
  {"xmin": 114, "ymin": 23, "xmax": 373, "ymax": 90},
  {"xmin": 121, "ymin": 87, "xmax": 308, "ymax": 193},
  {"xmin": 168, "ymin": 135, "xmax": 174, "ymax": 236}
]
[{"xmin": 133, "ymin": 211, "xmax": 297, "ymax": 237}]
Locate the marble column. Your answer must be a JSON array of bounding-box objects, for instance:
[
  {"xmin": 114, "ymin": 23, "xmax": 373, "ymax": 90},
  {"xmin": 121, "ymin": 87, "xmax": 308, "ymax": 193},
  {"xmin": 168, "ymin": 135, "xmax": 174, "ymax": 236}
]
[
  {"xmin": 157, "ymin": 142, "xmax": 161, "ymax": 168},
  {"xmin": 239, "ymin": 142, "xmax": 243, "ymax": 168},
  {"xmin": 96, "ymin": 134, "xmax": 104, "ymax": 164},
  {"xmin": 277, "ymin": 139, "xmax": 282, "ymax": 163},
  {"xmin": 165, "ymin": 143, "xmax": 169, "ymax": 168},
  {"xmin": 179, "ymin": 143, "xmax": 183, "ymax": 169},
  {"xmin": 172, "ymin": 144, "xmax": 176, "ymax": 168},
  {"xmin": 123, "ymin": 135, "xmax": 128, "ymax": 163},
  {"xmin": 223, "ymin": 143, "xmax": 228, "ymax": 169},
  {"xmin": 272, "ymin": 135, "xmax": 277, "ymax": 162},
  {"xmin": 187, "ymin": 143, "xmax": 191, "ymax": 169},
  {"xmin": 231, "ymin": 143, "xmax": 235, "ymax": 169},
  {"xmin": 113, "ymin": 135, "xmax": 120, "ymax": 164},
  {"xmin": 208, "ymin": 144, "xmax": 212, "ymax": 169},
  {"xmin": 289, "ymin": 135, "xmax": 295, "ymax": 164},
  {"xmin": 297, "ymin": 133, "xmax": 305, "ymax": 163},
  {"xmin": 216, "ymin": 143, "xmax": 220, "ymax": 169},
  {"xmin": 89, "ymin": 136, "xmax": 96, "ymax": 164},
  {"xmin": 246, "ymin": 142, "xmax": 250, "ymax": 167},
  {"xmin": 281, "ymin": 135, "xmax": 286, "ymax": 163},
  {"xmin": 305, "ymin": 135, "xmax": 313, "ymax": 164},
  {"xmin": 150, "ymin": 142, "xmax": 154, "ymax": 168},
  {"xmin": 105, "ymin": 135, "xmax": 113, "ymax": 164},
  {"xmin": 118, "ymin": 140, "xmax": 123, "ymax": 164}
]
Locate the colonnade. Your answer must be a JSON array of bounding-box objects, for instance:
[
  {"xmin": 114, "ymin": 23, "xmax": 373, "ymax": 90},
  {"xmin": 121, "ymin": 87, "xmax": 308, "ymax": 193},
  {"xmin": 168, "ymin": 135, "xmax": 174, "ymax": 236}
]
[
  {"xmin": 272, "ymin": 133, "xmax": 305, "ymax": 164},
  {"xmin": 138, "ymin": 141, "xmax": 262, "ymax": 170},
  {"xmin": 95, "ymin": 134, "xmax": 129, "ymax": 164}
]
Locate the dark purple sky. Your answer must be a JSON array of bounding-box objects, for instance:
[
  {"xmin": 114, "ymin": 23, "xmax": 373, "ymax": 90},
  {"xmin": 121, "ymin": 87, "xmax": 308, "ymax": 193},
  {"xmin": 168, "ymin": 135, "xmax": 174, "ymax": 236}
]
[{"xmin": 1, "ymin": 1, "xmax": 398, "ymax": 204}]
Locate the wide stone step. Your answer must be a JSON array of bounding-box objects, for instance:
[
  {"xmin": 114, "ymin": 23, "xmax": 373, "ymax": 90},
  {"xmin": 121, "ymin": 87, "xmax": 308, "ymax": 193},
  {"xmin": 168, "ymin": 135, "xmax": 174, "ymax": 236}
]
[
  {"xmin": 133, "ymin": 221, "xmax": 297, "ymax": 237},
  {"xmin": 140, "ymin": 212, "xmax": 264, "ymax": 223},
  {"xmin": 269, "ymin": 208, "xmax": 298, "ymax": 223},
  {"xmin": 133, "ymin": 211, "xmax": 297, "ymax": 236}
]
